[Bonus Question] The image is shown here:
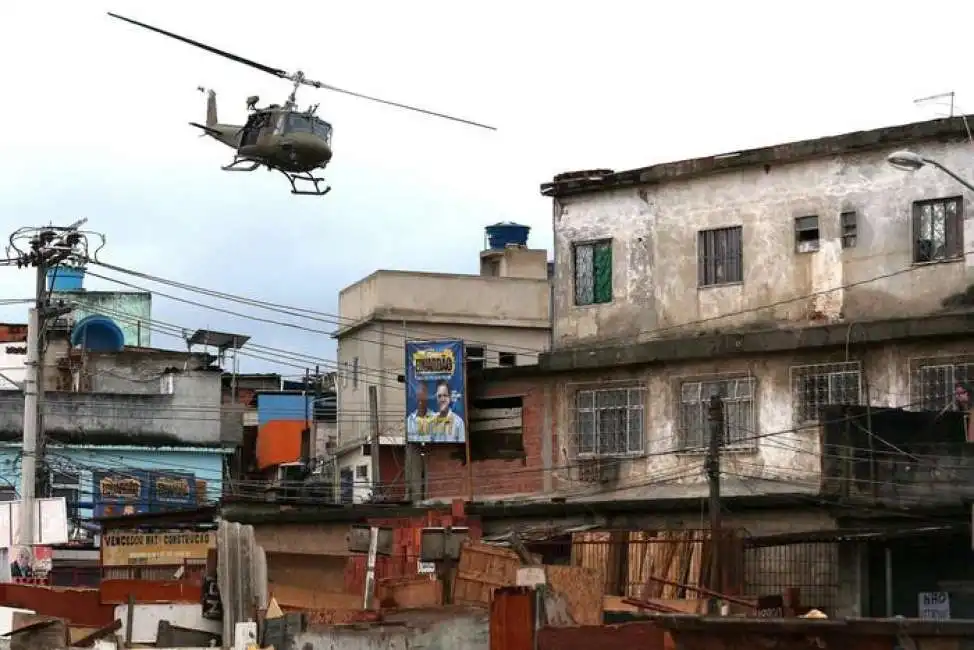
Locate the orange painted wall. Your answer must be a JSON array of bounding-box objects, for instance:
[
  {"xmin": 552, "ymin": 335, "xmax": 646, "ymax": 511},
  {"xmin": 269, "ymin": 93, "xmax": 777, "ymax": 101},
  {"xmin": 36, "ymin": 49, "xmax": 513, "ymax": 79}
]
[{"xmin": 256, "ymin": 420, "xmax": 305, "ymax": 469}]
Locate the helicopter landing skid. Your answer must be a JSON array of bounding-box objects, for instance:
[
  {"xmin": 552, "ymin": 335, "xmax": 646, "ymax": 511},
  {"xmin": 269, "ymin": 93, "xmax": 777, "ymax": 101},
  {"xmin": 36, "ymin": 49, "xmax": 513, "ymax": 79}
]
[
  {"xmin": 282, "ymin": 170, "xmax": 331, "ymax": 197},
  {"xmin": 221, "ymin": 158, "xmax": 261, "ymax": 172}
]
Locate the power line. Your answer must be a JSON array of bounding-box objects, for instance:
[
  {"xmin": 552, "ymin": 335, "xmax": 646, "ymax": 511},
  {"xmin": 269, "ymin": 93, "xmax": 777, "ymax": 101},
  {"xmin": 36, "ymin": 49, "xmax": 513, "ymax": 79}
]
[{"xmin": 86, "ymin": 261, "xmax": 546, "ymax": 356}]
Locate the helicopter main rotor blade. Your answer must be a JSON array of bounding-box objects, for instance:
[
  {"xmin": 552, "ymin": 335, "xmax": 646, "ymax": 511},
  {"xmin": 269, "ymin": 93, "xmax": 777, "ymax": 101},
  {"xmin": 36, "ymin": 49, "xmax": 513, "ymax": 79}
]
[
  {"xmin": 305, "ymin": 79, "xmax": 497, "ymax": 131},
  {"xmin": 107, "ymin": 12, "xmax": 288, "ymax": 80}
]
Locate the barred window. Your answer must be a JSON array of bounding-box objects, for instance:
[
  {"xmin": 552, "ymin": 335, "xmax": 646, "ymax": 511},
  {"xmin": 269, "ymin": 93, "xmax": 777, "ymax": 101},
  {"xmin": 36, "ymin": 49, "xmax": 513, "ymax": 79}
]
[
  {"xmin": 573, "ymin": 387, "xmax": 645, "ymax": 456},
  {"xmin": 574, "ymin": 240, "xmax": 613, "ymax": 305},
  {"xmin": 911, "ymin": 357, "xmax": 974, "ymax": 411},
  {"xmin": 698, "ymin": 226, "xmax": 743, "ymax": 287},
  {"xmin": 790, "ymin": 362, "xmax": 862, "ymax": 424},
  {"xmin": 679, "ymin": 377, "xmax": 755, "ymax": 449}
]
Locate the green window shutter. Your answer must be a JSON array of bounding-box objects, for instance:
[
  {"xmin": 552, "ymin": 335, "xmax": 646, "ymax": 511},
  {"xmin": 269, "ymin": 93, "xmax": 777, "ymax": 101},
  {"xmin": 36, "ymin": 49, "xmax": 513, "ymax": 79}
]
[{"xmin": 593, "ymin": 242, "xmax": 613, "ymax": 304}]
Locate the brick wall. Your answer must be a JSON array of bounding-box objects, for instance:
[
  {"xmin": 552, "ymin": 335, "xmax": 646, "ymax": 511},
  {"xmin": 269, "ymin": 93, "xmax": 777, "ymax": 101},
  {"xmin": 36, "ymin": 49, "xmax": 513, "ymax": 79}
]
[
  {"xmin": 379, "ymin": 446, "xmax": 407, "ymax": 501},
  {"xmin": 425, "ymin": 377, "xmax": 549, "ymax": 500}
]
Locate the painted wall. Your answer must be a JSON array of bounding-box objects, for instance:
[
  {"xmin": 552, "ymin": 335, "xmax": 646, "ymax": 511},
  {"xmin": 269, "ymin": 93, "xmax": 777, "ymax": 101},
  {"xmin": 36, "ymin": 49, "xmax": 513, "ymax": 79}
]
[
  {"xmin": 551, "ymin": 136, "xmax": 974, "ymax": 347},
  {"xmin": 55, "ymin": 290, "xmax": 152, "ymax": 347},
  {"xmin": 0, "ymin": 343, "xmax": 27, "ymax": 390},
  {"xmin": 0, "ymin": 446, "xmax": 226, "ymax": 520},
  {"xmin": 256, "ymin": 393, "xmax": 313, "ymax": 470}
]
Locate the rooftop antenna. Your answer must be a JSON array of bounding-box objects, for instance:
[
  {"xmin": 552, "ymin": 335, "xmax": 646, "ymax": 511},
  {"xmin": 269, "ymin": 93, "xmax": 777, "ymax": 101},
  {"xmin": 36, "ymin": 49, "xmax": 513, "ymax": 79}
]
[
  {"xmin": 915, "ymin": 91, "xmax": 956, "ymax": 117},
  {"xmin": 914, "ymin": 91, "xmax": 972, "ymax": 144}
]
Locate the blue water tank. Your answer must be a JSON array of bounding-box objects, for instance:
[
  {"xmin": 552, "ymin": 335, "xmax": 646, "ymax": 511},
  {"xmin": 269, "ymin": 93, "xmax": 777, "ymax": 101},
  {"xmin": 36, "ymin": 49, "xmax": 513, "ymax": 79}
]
[
  {"xmin": 47, "ymin": 266, "xmax": 85, "ymax": 292},
  {"xmin": 71, "ymin": 315, "xmax": 125, "ymax": 352},
  {"xmin": 485, "ymin": 222, "xmax": 530, "ymax": 250}
]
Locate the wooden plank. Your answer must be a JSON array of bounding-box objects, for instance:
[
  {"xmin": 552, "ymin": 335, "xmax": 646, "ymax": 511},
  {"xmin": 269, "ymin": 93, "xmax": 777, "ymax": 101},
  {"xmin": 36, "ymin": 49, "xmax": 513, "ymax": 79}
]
[
  {"xmin": 470, "ymin": 407, "xmax": 522, "ymax": 420},
  {"xmin": 471, "ymin": 420, "xmax": 522, "ymax": 432}
]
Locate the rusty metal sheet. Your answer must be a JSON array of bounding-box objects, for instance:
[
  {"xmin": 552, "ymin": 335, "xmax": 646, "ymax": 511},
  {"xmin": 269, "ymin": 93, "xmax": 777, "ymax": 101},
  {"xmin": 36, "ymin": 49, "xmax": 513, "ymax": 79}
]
[{"xmin": 490, "ymin": 586, "xmax": 534, "ymax": 650}]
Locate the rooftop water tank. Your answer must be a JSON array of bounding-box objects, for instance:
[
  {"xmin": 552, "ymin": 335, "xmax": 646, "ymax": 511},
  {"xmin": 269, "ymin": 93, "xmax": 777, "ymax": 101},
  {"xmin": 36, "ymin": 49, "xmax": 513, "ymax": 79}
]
[
  {"xmin": 71, "ymin": 315, "xmax": 125, "ymax": 352},
  {"xmin": 485, "ymin": 222, "xmax": 530, "ymax": 250},
  {"xmin": 47, "ymin": 266, "xmax": 85, "ymax": 292}
]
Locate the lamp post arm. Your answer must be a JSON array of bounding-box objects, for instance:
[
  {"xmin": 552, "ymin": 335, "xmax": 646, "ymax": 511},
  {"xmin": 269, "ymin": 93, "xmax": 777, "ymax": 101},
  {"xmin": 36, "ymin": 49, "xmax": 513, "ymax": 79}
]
[{"xmin": 925, "ymin": 158, "xmax": 974, "ymax": 193}]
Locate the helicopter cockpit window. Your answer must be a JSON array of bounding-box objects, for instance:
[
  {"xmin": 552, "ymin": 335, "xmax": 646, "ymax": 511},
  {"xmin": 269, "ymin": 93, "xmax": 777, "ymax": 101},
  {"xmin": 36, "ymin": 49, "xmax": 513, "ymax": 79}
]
[
  {"xmin": 285, "ymin": 114, "xmax": 314, "ymax": 134},
  {"xmin": 312, "ymin": 119, "xmax": 333, "ymax": 145}
]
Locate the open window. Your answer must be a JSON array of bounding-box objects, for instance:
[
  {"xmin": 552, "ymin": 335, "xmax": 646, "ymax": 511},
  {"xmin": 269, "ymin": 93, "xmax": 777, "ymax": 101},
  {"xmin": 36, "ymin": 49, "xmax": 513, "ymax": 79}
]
[
  {"xmin": 240, "ymin": 112, "xmax": 269, "ymax": 147},
  {"xmin": 464, "ymin": 395, "xmax": 525, "ymax": 462}
]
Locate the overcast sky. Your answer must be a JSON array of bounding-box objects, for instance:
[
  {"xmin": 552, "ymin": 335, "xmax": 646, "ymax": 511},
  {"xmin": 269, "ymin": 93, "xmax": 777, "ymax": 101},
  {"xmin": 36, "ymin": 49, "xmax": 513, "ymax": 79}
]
[{"xmin": 0, "ymin": 1, "xmax": 971, "ymax": 378}]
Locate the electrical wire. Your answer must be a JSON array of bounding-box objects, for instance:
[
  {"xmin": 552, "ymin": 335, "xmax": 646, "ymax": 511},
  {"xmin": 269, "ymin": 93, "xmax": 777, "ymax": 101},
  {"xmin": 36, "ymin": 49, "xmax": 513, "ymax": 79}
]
[{"xmin": 88, "ymin": 259, "xmax": 547, "ymax": 356}]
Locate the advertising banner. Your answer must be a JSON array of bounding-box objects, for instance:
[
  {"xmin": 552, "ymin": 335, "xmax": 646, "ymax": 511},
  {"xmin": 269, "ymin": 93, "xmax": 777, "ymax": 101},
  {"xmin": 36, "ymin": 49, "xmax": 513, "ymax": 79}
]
[
  {"xmin": 405, "ymin": 339, "xmax": 466, "ymax": 444},
  {"xmin": 93, "ymin": 470, "xmax": 150, "ymax": 505},
  {"xmin": 151, "ymin": 472, "xmax": 197, "ymax": 508},
  {"xmin": 101, "ymin": 530, "xmax": 216, "ymax": 567}
]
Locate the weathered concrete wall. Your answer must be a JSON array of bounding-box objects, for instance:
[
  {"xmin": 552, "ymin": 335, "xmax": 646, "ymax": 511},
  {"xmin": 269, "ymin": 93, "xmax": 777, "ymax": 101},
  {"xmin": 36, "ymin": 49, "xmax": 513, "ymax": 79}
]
[
  {"xmin": 487, "ymin": 337, "xmax": 974, "ymax": 501},
  {"xmin": 82, "ymin": 351, "xmax": 213, "ymax": 394},
  {"xmin": 0, "ymin": 370, "xmax": 226, "ymax": 446},
  {"xmin": 294, "ymin": 609, "xmax": 488, "ymax": 650},
  {"xmin": 552, "ymin": 136, "xmax": 974, "ymax": 348},
  {"xmin": 339, "ymin": 270, "xmax": 550, "ymax": 328}
]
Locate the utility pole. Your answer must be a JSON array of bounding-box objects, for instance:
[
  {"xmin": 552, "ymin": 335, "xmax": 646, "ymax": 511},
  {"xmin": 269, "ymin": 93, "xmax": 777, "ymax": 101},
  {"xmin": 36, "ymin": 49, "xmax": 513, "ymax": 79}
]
[
  {"xmin": 9, "ymin": 219, "xmax": 93, "ymax": 553},
  {"xmin": 706, "ymin": 392, "xmax": 725, "ymax": 615},
  {"xmin": 367, "ymin": 385, "xmax": 381, "ymax": 502}
]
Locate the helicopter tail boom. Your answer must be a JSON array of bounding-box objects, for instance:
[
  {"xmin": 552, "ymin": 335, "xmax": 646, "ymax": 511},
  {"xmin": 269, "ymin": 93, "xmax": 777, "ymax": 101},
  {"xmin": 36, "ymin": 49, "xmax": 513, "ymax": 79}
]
[{"xmin": 188, "ymin": 121, "xmax": 240, "ymax": 149}]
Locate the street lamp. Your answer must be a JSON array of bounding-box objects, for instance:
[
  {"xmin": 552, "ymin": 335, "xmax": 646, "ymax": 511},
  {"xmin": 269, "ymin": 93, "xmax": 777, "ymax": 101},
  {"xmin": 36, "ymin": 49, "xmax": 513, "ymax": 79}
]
[{"xmin": 887, "ymin": 150, "xmax": 974, "ymax": 193}]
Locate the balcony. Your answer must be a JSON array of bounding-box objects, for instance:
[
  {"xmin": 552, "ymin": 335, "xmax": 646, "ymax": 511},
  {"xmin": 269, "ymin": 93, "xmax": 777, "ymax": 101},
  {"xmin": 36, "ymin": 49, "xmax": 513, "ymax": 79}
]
[{"xmin": 821, "ymin": 405, "xmax": 974, "ymax": 509}]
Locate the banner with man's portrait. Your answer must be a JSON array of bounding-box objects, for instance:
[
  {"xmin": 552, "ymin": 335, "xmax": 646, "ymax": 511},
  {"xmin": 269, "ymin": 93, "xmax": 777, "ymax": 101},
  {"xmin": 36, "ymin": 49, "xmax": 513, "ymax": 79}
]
[{"xmin": 405, "ymin": 339, "xmax": 466, "ymax": 444}]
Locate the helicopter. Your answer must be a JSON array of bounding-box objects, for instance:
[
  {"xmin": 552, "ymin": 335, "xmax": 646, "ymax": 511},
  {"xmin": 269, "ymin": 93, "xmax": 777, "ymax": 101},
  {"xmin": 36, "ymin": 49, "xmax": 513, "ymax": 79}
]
[{"xmin": 107, "ymin": 12, "xmax": 496, "ymax": 197}]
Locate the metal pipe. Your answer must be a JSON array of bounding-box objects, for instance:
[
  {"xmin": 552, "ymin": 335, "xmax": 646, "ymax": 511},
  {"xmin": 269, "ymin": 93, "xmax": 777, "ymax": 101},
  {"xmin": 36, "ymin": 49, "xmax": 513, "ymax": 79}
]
[{"xmin": 885, "ymin": 545, "xmax": 894, "ymax": 616}]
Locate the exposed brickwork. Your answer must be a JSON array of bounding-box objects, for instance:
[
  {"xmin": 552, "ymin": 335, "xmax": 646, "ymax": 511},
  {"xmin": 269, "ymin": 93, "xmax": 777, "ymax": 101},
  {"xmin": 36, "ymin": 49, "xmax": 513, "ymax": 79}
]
[
  {"xmin": 426, "ymin": 378, "xmax": 547, "ymax": 500},
  {"xmin": 379, "ymin": 445, "xmax": 406, "ymax": 501}
]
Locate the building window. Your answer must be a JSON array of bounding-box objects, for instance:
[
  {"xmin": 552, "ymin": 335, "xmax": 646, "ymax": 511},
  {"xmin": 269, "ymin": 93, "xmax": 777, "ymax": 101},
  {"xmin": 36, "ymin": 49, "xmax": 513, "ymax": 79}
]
[
  {"xmin": 795, "ymin": 216, "xmax": 820, "ymax": 253},
  {"xmin": 352, "ymin": 357, "xmax": 359, "ymax": 389},
  {"xmin": 573, "ymin": 240, "xmax": 613, "ymax": 306},
  {"xmin": 679, "ymin": 377, "xmax": 755, "ymax": 450},
  {"xmin": 466, "ymin": 346, "xmax": 485, "ymax": 371},
  {"xmin": 913, "ymin": 197, "xmax": 962, "ymax": 263},
  {"xmin": 355, "ymin": 464, "xmax": 369, "ymax": 479},
  {"xmin": 498, "ymin": 351, "xmax": 517, "ymax": 367},
  {"xmin": 572, "ymin": 386, "xmax": 645, "ymax": 456},
  {"xmin": 698, "ymin": 226, "xmax": 743, "ymax": 287},
  {"xmin": 911, "ymin": 356, "xmax": 974, "ymax": 411},
  {"xmin": 790, "ymin": 362, "xmax": 862, "ymax": 424},
  {"xmin": 50, "ymin": 470, "xmax": 80, "ymax": 519},
  {"xmin": 841, "ymin": 211, "xmax": 857, "ymax": 249}
]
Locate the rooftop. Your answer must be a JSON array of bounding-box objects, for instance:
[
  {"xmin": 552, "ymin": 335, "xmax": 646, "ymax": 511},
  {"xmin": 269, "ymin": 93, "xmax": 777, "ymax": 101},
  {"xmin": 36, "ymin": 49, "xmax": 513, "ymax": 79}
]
[{"xmin": 541, "ymin": 113, "xmax": 974, "ymax": 198}]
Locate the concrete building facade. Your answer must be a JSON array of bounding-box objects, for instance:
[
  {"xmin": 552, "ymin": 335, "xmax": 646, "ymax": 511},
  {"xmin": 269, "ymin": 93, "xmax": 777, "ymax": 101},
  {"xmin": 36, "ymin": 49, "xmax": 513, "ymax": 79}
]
[
  {"xmin": 333, "ymin": 239, "xmax": 552, "ymax": 502},
  {"xmin": 411, "ymin": 116, "xmax": 974, "ymax": 507},
  {"xmin": 0, "ymin": 346, "xmax": 239, "ymax": 523}
]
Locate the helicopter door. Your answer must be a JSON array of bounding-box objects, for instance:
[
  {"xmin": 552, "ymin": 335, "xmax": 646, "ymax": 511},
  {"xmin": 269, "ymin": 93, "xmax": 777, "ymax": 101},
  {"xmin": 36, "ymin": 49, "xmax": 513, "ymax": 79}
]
[{"xmin": 239, "ymin": 113, "xmax": 266, "ymax": 147}]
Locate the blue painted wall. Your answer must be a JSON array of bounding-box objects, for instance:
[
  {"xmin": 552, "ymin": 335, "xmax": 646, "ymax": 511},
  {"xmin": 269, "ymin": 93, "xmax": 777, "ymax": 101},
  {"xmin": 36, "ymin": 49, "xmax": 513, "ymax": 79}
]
[
  {"xmin": 0, "ymin": 445, "xmax": 227, "ymax": 521},
  {"xmin": 257, "ymin": 392, "xmax": 313, "ymax": 425}
]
